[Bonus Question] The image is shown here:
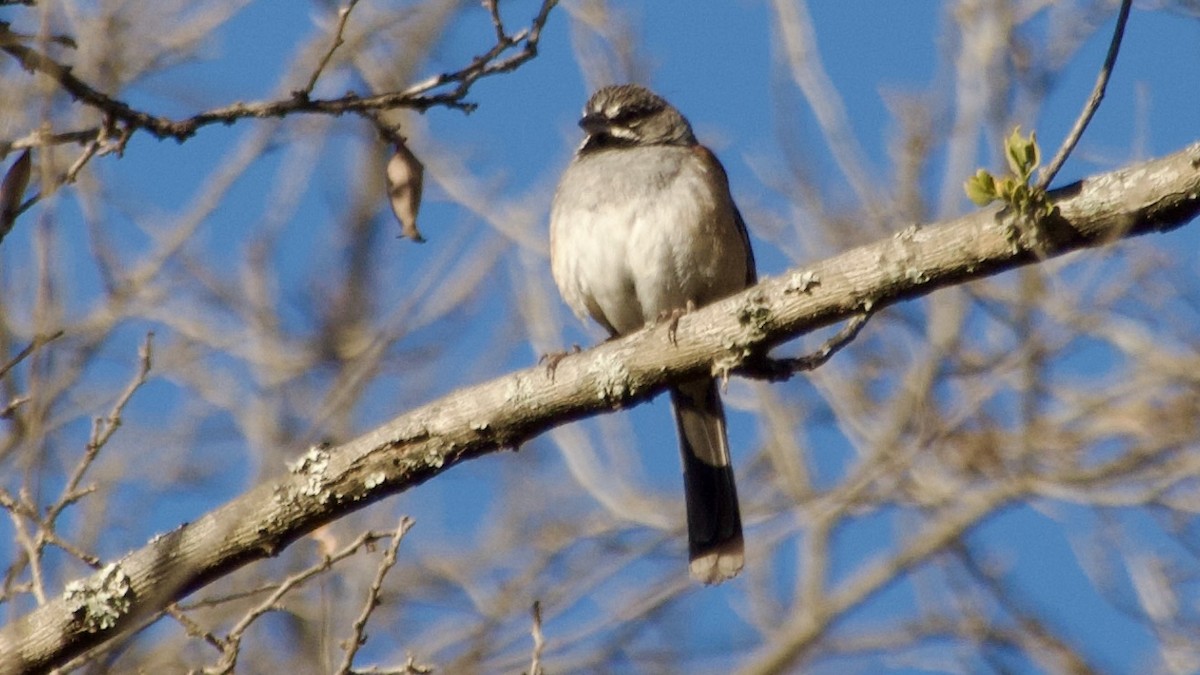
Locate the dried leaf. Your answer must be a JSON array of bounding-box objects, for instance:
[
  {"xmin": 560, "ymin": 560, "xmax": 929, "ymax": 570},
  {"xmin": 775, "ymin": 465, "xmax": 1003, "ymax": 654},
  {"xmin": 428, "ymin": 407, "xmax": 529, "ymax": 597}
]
[
  {"xmin": 386, "ymin": 139, "xmax": 425, "ymax": 243},
  {"xmin": 0, "ymin": 150, "xmax": 32, "ymax": 240}
]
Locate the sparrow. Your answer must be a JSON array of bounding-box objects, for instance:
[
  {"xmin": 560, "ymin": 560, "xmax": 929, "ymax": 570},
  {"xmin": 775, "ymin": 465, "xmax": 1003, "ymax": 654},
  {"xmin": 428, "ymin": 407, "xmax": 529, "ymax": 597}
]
[{"xmin": 549, "ymin": 84, "xmax": 756, "ymax": 584}]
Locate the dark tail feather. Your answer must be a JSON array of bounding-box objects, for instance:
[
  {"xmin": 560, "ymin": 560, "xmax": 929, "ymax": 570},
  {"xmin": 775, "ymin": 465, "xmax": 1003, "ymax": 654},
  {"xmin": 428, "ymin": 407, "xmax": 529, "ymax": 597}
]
[{"xmin": 670, "ymin": 377, "xmax": 744, "ymax": 584}]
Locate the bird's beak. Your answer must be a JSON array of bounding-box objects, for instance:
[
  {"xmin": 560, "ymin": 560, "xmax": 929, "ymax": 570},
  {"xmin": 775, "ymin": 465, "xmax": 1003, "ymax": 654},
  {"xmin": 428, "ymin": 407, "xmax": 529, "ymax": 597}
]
[{"xmin": 578, "ymin": 113, "xmax": 609, "ymax": 135}]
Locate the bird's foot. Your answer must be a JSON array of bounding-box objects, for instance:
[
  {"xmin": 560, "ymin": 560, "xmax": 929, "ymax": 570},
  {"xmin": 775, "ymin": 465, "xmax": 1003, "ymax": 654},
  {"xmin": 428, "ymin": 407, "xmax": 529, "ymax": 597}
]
[
  {"xmin": 658, "ymin": 300, "xmax": 696, "ymax": 346},
  {"xmin": 540, "ymin": 345, "xmax": 581, "ymax": 380}
]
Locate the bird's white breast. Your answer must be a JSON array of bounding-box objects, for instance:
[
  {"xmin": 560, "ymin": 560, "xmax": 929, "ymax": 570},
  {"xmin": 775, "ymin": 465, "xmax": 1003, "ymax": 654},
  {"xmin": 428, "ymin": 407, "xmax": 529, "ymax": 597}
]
[{"xmin": 550, "ymin": 145, "xmax": 749, "ymax": 336}]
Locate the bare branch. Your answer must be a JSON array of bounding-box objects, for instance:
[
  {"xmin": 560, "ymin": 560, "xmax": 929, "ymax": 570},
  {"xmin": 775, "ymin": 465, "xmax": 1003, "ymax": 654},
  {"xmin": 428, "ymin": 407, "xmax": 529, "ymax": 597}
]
[
  {"xmin": 529, "ymin": 600, "xmax": 546, "ymax": 675},
  {"xmin": 0, "ymin": 1, "xmax": 560, "ymax": 142},
  {"xmin": 209, "ymin": 529, "xmax": 393, "ymax": 674},
  {"xmin": 335, "ymin": 517, "xmax": 414, "ymax": 675},
  {"xmin": 47, "ymin": 334, "xmax": 153, "ymax": 526},
  {"xmin": 301, "ymin": 0, "xmax": 363, "ymax": 97},
  {"xmin": 1037, "ymin": 0, "xmax": 1134, "ymax": 189},
  {"xmin": 744, "ymin": 481, "xmax": 1025, "ymax": 674},
  {"xmin": 0, "ymin": 330, "xmax": 63, "ymax": 381},
  {"xmin": 740, "ymin": 309, "xmax": 873, "ymax": 382}
]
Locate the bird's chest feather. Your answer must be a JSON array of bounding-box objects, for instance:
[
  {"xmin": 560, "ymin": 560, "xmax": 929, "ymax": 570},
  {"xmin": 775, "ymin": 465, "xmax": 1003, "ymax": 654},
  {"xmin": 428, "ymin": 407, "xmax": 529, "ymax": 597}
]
[{"xmin": 551, "ymin": 146, "xmax": 742, "ymax": 335}]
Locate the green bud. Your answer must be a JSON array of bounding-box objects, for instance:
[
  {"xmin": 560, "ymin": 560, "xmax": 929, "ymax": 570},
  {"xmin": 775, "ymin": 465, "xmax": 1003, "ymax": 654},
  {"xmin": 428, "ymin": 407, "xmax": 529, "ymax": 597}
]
[{"xmin": 964, "ymin": 169, "xmax": 998, "ymax": 205}]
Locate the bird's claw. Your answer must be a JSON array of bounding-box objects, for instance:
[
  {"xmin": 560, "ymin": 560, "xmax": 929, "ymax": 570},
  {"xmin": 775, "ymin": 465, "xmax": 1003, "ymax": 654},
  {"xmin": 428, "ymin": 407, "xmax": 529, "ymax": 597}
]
[
  {"xmin": 540, "ymin": 345, "xmax": 581, "ymax": 380},
  {"xmin": 659, "ymin": 301, "xmax": 696, "ymax": 346}
]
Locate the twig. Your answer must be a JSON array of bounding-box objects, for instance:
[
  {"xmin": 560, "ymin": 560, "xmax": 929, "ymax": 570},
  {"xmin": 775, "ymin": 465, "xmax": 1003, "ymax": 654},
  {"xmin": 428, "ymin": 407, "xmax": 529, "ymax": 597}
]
[
  {"xmin": 0, "ymin": 395, "xmax": 28, "ymax": 419},
  {"xmin": 0, "ymin": 489, "xmax": 99, "ymax": 573},
  {"xmin": 483, "ymin": 0, "xmax": 507, "ymax": 43},
  {"xmin": 1, "ymin": 334, "xmax": 152, "ymax": 606},
  {"xmin": 177, "ymin": 581, "xmax": 292, "ymax": 610},
  {"xmin": 745, "ymin": 481, "xmax": 1025, "ymax": 674},
  {"xmin": 1036, "ymin": 0, "xmax": 1133, "ymax": 190},
  {"xmin": 529, "ymin": 600, "xmax": 545, "ymax": 675},
  {"xmin": 0, "ymin": 117, "xmax": 123, "ymax": 226},
  {"xmin": 301, "ymin": 0, "xmax": 362, "ymax": 97},
  {"xmin": 335, "ymin": 516, "xmax": 414, "ymax": 675},
  {"xmin": 4, "ymin": 490, "xmax": 47, "ymax": 604},
  {"xmin": 0, "ymin": 0, "xmax": 560, "ymax": 142},
  {"xmin": 38, "ymin": 529, "xmax": 100, "ymax": 568},
  {"xmin": 0, "ymin": 330, "xmax": 63, "ymax": 380},
  {"xmin": 353, "ymin": 655, "xmax": 434, "ymax": 674},
  {"xmin": 0, "ymin": 22, "xmax": 77, "ymax": 47},
  {"xmin": 63, "ymin": 136, "xmax": 101, "ymax": 184},
  {"xmin": 0, "ymin": 128, "xmax": 98, "ymax": 158},
  {"xmin": 740, "ymin": 310, "xmax": 873, "ymax": 382},
  {"xmin": 164, "ymin": 604, "xmax": 226, "ymax": 653},
  {"xmin": 0, "ymin": 24, "xmax": 160, "ymax": 132},
  {"xmin": 211, "ymin": 528, "xmax": 392, "ymax": 674},
  {"xmin": 0, "ymin": 333, "xmax": 146, "ymax": 600},
  {"xmin": 952, "ymin": 542, "xmax": 1096, "ymax": 672},
  {"xmin": 46, "ymin": 333, "xmax": 152, "ymax": 526}
]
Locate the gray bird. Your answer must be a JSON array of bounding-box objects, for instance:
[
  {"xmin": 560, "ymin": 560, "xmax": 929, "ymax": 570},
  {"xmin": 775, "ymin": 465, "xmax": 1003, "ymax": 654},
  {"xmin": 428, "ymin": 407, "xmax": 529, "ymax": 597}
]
[{"xmin": 550, "ymin": 84, "xmax": 756, "ymax": 584}]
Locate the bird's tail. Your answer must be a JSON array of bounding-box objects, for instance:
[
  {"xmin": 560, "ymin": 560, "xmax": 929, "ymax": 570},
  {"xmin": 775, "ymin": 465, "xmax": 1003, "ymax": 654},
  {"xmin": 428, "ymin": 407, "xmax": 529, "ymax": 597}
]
[{"xmin": 670, "ymin": 377, "xmax": 744, "ymax": 584}]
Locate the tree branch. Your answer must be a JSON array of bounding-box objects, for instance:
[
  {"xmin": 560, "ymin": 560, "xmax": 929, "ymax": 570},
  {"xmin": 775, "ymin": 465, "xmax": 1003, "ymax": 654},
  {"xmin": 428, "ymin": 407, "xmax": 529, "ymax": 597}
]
[
  {"xmin": 0, "ymin": 142, "xmax": 1197, "ymax": 673},
  {"xmin": 1037, "ymin": 0, "xmax": 1134, "ymax": 190},
  {"xmin": 0, "ymin": 0, "xmax": 559, "ymax": 143}
]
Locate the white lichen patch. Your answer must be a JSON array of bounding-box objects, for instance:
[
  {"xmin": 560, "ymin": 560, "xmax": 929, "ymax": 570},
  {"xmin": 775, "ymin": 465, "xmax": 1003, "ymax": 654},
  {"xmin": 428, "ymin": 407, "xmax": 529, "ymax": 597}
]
[
  {"xmin": 64, "ymin": 563, "xmax": 133, "ymax": 633},
  {"xmin": 736, "ymin": 292, "xmax": 772, "ymax": 335},
  {"xmin": 587, "ymin": 352, "xmax": 632, "ymax": 403},
  {"xmin": 505, "ymin": 373, "xmax": 540, "ymax": 408},
  {"xmin": 712, "ymin": 352, "xmax": 745, "ymax": 381},
  {"xmin": 785, "ymin": 269, "xmax": 820, "ymax": 294},
  {"xmin": 287, "ymin": 445, "xmax": 331, "ymax": 498},
  {"xmin": 427, "ymin": 449, "xmax": 446, "ymax": 468}
]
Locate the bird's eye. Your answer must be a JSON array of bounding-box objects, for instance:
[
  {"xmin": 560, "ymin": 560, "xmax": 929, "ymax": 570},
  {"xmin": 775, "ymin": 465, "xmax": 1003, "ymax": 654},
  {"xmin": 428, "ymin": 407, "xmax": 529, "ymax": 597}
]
[
  {"xmin": 610, "ymin": 104, "xmax": 655, "ymax": 126},
  {"xmin": 610, "ymin": 110, "xmax": 637, "ymax": 125}
]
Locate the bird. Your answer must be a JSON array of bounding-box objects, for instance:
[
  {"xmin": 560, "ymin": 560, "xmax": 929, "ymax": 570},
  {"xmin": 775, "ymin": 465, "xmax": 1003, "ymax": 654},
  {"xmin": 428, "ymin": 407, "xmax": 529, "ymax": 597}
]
[{"xmin": 549, "ymin": 84, "xmax": 757, "ymax": 584}]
